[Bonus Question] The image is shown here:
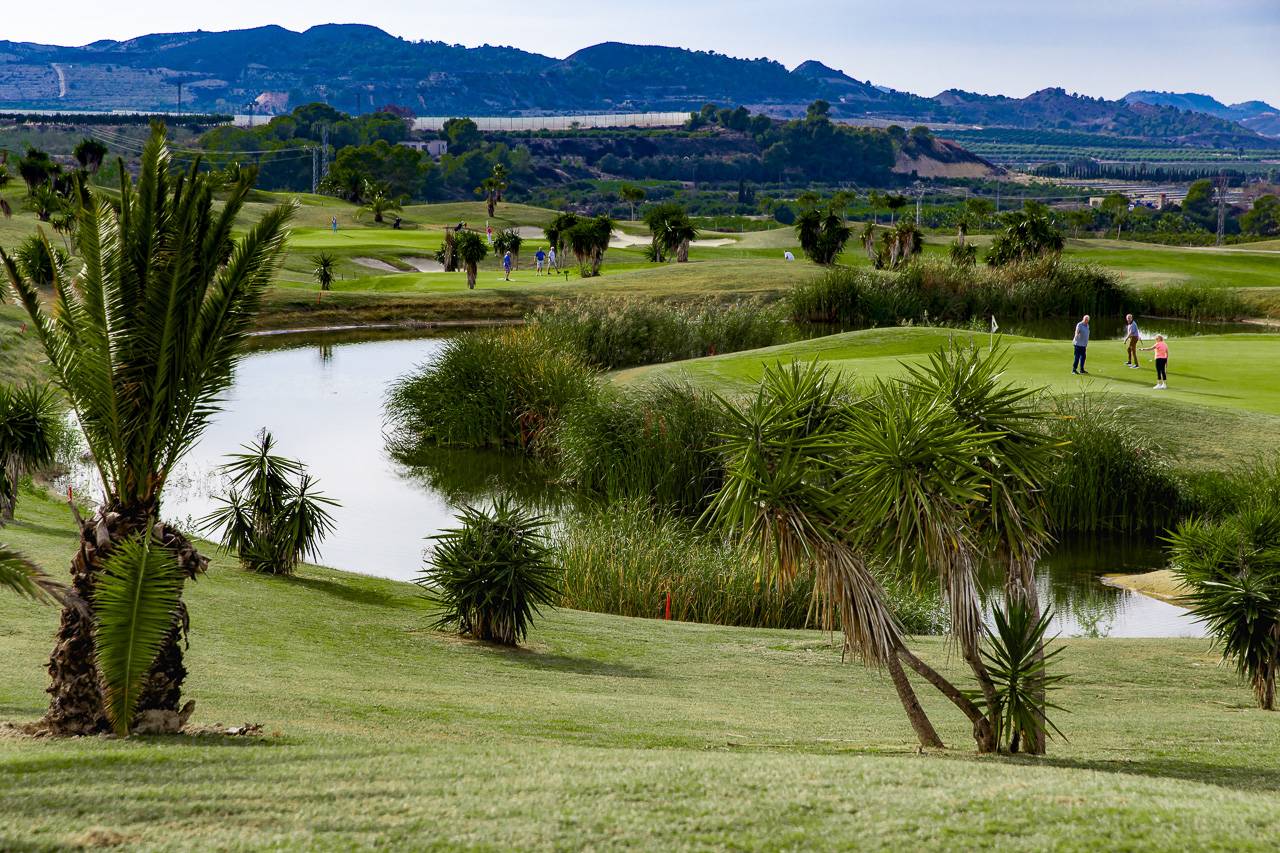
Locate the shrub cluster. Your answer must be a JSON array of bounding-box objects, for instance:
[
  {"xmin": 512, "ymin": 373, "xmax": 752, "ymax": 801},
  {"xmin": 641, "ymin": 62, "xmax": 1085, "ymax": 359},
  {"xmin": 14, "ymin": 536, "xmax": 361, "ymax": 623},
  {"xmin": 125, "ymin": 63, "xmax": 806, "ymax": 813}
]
[{"xmin": 385, "ymin": 328, "xmax": 599, "ymax": 454}]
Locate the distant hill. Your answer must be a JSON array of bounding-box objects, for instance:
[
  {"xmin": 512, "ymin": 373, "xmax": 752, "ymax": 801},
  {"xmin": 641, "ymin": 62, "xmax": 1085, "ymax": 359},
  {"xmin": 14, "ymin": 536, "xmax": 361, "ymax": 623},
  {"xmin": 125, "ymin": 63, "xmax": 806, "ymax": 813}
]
[
  {"xmin": 1124, "ymin": 91, "xmax": 1280, "ymax": 138},
  {"xmin": 0, "ymin": 24, "xmax": 1271, "ymax": 146}
]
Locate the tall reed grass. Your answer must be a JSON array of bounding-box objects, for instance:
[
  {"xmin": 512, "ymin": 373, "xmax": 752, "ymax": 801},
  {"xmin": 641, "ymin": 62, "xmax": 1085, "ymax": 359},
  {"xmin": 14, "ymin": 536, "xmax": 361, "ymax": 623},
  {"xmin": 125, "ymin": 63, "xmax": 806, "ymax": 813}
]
[
  {"xmin": 1042, "ymin": 396, "xmax": 1185, "ymax": 533},
  {"xmin": 529, "ymin": 298, "xmax": 788, "ymax": 369},
  {"xmin": 1135, "ymin": 284, "xmax": 1249, "ymax": 322},
  {"xmin": 786, "ymin": 258, "xmax": 1197, "ymax": 328},
  {"xmin": 551, "ymin": 380, "xmax": 730, "ymax": 514},
  {"xmin": 385, "ymin": 328, "xmax": 599, "ymax": 455},
  {"xmin": 554, "ymin": 501, "xmax": 947, "ymax": 633}
]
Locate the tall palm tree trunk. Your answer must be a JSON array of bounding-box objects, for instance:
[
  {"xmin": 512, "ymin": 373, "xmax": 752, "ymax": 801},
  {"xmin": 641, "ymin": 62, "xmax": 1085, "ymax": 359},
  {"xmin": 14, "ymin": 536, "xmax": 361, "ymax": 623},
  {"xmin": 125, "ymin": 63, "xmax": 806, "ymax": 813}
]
[
  {"xmin": 886, "ymin": 647, "xmax": 943, "ymax": 748},
  {"xmin": 40, "ymin": 507, "xmax": 205, "ymax": 735}
]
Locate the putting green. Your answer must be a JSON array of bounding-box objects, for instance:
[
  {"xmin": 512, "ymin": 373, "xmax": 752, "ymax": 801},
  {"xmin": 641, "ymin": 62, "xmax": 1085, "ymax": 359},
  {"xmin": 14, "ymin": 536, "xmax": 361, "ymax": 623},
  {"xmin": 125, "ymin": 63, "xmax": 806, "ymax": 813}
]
[{"xmin": 619, "ymin": 327, "xmax": 1280, "ymax": 418}]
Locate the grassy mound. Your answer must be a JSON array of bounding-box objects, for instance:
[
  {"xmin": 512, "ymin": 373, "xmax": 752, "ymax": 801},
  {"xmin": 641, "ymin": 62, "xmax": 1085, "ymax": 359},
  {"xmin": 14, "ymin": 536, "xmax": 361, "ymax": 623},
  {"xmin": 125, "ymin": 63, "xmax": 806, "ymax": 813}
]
[{"xmin": 2, "ymin": 491, "xmax": 1279, "ymax": 848}]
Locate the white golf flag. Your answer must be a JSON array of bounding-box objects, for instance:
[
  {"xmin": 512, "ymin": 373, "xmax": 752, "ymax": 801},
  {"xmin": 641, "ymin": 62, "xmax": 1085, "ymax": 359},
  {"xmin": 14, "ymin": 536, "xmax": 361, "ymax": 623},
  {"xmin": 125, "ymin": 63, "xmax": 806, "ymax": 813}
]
[{"xmin": 990, "ymin": 316, "xmax": 999, "ymax": 334}]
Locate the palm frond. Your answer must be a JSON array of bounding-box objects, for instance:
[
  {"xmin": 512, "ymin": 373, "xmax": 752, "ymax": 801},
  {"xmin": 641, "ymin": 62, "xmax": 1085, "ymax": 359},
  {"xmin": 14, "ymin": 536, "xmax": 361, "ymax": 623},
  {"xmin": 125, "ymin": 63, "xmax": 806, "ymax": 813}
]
[
  {"xmin": 0, "ymin": 544, "xmax": 68, "ymax": 605},
  {"xmin": 93, "ymin": 532, "xmax": 183, "ymax": 736}
]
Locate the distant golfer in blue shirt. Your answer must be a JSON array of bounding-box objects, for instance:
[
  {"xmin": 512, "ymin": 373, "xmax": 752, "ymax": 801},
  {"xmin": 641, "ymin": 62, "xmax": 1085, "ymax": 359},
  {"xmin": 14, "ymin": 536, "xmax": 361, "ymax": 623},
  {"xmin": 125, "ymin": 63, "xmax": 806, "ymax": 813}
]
[
  {"xmin": 1124, "ymin": 314, "xmax": 1141, "ymax": 368},
  {"xmin": 535, "ymin": 248, "xmax": 546, "ymax": 275},
  {"xmin": 502, "ymin": 250, "xmax": 512, "ymax": 281},
  {"xmin": 1072, "ymin": 315, "xmax": 1090, "ymax": 375}
]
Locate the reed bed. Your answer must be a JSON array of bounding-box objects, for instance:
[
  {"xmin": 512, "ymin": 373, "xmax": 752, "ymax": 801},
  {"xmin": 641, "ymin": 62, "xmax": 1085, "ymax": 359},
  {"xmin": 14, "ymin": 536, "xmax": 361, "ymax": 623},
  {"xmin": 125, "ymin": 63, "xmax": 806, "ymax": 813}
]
[
  {"xmin": 553, "ymin": 501, "xmax": 948, "ymax": 633},
  {"xmin": 530, "ymin": 297, "xmax": 788, "ymax": 369},
  {"xmin": 787, "ymin": 258, "xmax": 1184, "ymax": 328},
  {"xmin": 1043, "ymin": 396, "xmax": 1185, "ymax": 534},
  {"xmin": 551, "ymin": 380, "xmax": 730, "ymax": 514}
]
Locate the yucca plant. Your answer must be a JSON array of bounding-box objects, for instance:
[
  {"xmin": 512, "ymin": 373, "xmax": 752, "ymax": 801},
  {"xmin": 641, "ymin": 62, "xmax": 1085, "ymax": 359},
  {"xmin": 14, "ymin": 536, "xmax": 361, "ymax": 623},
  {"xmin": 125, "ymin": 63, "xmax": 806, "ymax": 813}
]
[
  {"xmin": 311, "ymin": 252, "xmax": 336, "ymax": 291},
  {"xmin": 420, "ymin": 498, "xmax": 559, "ymax": 646},
  {"xmin": 1168, "ymin": 502, "xmax": 1280, "ymax": 710},
  {"xmin": 202, "ymin": 431, "xmax": 338, "ymax": 575},
  {"xmin": 0, "ymin": 382, "xmax": 63, "ymax": 523},
  {"xmin": 1, "ymin": 124, "xmax": 295, "ymax": 735},
  {"xmin": 975, "ymin": 601, "xmax": 1068, "ymax": 752}
]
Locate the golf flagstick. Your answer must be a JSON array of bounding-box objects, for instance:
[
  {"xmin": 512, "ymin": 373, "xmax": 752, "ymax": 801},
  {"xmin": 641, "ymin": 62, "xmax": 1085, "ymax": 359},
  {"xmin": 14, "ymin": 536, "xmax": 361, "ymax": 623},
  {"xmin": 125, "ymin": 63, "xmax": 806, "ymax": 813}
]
[{"xmin": 989, "ymin": 315, "xmax": 999, "ymax": 352}]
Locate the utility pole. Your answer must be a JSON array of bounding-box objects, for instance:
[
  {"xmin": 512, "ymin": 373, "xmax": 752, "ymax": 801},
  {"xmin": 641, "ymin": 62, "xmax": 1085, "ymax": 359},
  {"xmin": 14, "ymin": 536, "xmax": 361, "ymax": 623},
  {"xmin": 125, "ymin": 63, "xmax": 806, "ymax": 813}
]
[
  {"xmin": 321, "ymin": 124, "xmax": 330, "ymax": 179},
  {"xmin": 1215, "ymin": 173, "xmax": 1227, "ymax": 246},
  {"xmin": 175, "ymin": 81, "xmax": 182, "ymax": 115},
  {"xmin": 914, "ymin": 182, "xmax": 923, "ymax": 226},
  {"xmin": 311, "ymin": 146, "xmax": 319, "ymax": 194}
]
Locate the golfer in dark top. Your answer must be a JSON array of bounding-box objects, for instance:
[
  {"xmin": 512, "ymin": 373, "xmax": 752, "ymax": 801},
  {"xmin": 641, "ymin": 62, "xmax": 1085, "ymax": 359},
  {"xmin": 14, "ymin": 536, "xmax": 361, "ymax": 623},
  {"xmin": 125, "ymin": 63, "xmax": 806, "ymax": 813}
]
[{"xmin": 1072, "ymin": 315, "xmax": 1090, "ymax": 375}]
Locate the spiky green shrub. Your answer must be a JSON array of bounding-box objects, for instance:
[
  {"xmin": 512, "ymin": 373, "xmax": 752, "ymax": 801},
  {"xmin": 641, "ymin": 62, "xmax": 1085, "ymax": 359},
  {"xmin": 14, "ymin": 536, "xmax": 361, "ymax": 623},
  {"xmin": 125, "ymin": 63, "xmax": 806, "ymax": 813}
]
[
  {"xmin": 0, "ymin": 382, "xmax": 64, "ymax": 523},
  {"xmin": 1167, "ymin": 500, "xmax": 1280, "ymax": 710},
  {"xmin": 385, "ymin": 328, "xmax": 600, "ymax": 455},
  {"xmin": 552, "ymin": 380, "xmax": 730, "ymax": 514},
  {"xmin": 1043, "ymin": 396, "xmax": 1185, "ymax": 533},
  {"xmin": 201, "ymin": 431, "xmax": 338, "ymax": 575},
  {"xmin": 420, "ymin": 499, "xmax": 559, "ymax": 646},
  {"xmin": 974, "ymin": 601, "xmax": 1068, "ymax": 752}
]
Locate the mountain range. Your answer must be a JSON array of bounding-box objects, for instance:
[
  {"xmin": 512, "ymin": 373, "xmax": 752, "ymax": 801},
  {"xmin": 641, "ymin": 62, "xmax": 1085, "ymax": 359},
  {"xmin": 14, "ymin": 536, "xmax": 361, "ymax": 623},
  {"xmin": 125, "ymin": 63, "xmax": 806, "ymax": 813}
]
[{"xmin": 0, "ymin": 24, "xmax": 1274, "ymax": 146}]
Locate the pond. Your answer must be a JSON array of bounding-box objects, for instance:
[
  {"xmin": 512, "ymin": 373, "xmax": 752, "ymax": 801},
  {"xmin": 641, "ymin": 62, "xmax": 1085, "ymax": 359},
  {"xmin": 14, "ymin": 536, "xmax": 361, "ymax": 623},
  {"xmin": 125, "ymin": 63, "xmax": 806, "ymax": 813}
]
[{"xmin": 69, "ymin": 330, "xmax": 1202, "ymax": 638}]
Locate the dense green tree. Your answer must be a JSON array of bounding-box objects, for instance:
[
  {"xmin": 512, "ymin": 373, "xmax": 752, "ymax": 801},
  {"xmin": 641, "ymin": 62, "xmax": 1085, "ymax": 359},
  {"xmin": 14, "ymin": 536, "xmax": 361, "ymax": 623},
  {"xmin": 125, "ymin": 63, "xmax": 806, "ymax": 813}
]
[
  {"xmin": 566, "ymin": 215, "xmax": 614, "ymax": 276},
  {"xmin": 0, "ymin": 126, "xmax": 295, "ymax": 736},
  {"xmin": 17, "ymin": 148, "xmax": 58, "ymax": 195},
  {"xmin": 1242, "ymin": 195, "xmax": 1280, "ymax": 237},
  {"xmin": 619, "ymin": 184, "xmax": 647, "ymax": 220},
  {"xmin": 441, "ymin": 118, "xmax": 483, "ymax": 154},
  {"xmin": 1181, "ymin": 178, "xmax": 1217, "ymax": 230}
]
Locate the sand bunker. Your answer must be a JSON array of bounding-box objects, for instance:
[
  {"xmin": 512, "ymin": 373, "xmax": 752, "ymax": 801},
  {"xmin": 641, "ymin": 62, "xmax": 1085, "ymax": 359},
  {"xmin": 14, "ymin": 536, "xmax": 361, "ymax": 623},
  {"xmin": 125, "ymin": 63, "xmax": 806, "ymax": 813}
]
[
  {"xmin": 402, "ymin": 257, "xmax": 445, "ymax": 273},
  {"xmin": 351, "ymin": 257, "xmax": 401, "ymax": 273}
]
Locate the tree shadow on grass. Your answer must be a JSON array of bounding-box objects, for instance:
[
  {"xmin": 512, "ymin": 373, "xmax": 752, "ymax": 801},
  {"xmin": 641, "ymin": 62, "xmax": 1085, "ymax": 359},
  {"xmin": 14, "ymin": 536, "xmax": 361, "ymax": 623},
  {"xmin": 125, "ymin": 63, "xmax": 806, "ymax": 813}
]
[
  {"xmin": 441, "ymin": 637, "xmax": 654, "ymax": 679},
  {"xmin": 961, "ymin": 753, "xmax": 1280, "ymax": 794},
  {"xmin": 285, "ymin": 574, "xmax": 420, "ymax": 610}
]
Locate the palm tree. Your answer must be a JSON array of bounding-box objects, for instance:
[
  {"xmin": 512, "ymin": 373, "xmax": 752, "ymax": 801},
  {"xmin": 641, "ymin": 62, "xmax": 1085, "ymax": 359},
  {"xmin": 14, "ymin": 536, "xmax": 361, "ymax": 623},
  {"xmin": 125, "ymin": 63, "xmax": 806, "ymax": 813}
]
[
  {"xmin": 986, "ymin": 203, "xmax": 1065, "ymax": 267},
  {"xmin": 708, "ymin": 350, "xmax": 1056, "ymax": 753},
  {"xmin": 545, "ymin": 211, "xmax": 579, "ymax": 261},
  {"xmin": 477, "ymin": 164, "xmax": 509, "ymax": 218},
  {"xmin": 877, "ymin": 220, "xmax": 923, "ymax": 269},
  {"xmin": 1168, "ymin": 501, "xmax": 1280, "ymax": 710},
  {"xmin": 311, "ymin": 253, "xmax": 337, "ymax": 291},
  {"xmin": 566, "ymin": 215, "xmax": 614, "ymax": 277},
  {"xmin": 860, "ymin": 221, "xmax": 878, "ymax": 261},
  {"xmin": 358, "ymin": 181, "xmax": 402, "ymax": 224},
  {"xmin": 453, "ymin": 229, "xmax": 489, "ymax": 289},
  {"xmin": 0, "ymin": 126, "xmax": 295, "ymax": 736},
  {"xmin": 867, "ymin": 190, "xmax": 886, "ymax": 226},
  {"xmin": 795, "ymin": 206, "xmax": 852, "ymax": 265},
  {"xmin": 73, "ymin": 138, "xmax": 108, "ymax": 174},
  {"xmin": 0, "ymin": 382, "xmax": 62, "ymax": 523},
  {"xmin": 619, "ymin": 184, "xmax": 646, "ymax": 220},
  {"xmin": 885, "ymin": 193, "xmax": 908, "ymax": 224},
  {"xmin": 655, "ymin": 214, "xmax": 699, "ymax": 263},
  {"xmin": 493, "ymin": 229, "xmax": 524, "ymax": 269}
]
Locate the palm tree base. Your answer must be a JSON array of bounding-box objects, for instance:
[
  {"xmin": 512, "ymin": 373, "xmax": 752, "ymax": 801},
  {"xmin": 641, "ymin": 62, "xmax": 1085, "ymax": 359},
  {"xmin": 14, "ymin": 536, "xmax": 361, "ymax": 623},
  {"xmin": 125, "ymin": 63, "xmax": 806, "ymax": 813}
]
[{"xmin": 37, "ymin": 509, "xmax": 206, "ymax": 736}]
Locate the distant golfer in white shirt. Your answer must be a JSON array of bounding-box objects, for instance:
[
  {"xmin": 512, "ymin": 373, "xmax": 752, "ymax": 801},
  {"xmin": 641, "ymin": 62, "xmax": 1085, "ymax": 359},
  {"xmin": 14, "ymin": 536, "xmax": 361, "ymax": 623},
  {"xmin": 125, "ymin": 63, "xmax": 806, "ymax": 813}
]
[{"xmin": 784, "ymin": 251, "xmax": 795, "ymax": 261}]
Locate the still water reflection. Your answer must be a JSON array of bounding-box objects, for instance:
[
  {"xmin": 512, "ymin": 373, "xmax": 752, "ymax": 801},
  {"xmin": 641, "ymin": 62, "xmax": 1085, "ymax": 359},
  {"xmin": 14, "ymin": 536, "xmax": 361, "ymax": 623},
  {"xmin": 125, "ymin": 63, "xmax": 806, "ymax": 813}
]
[{"xmin": 65, "ymin": 330, "xmax": 1201, "ymax": 637}]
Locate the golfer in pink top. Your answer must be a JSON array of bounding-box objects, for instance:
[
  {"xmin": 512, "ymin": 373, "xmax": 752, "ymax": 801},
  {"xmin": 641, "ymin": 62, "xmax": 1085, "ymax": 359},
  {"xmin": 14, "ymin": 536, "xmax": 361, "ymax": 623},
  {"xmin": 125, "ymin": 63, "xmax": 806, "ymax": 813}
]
[{"xmin": 1139, "ymin": 335, "xmax": 1169, "ymax": 390}]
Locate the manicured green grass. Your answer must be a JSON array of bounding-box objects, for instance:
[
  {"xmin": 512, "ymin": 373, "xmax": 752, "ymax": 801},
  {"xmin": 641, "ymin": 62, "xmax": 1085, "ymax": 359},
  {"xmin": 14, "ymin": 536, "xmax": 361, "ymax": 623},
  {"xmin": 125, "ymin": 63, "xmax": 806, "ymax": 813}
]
[
  {"xmin": 618, "ymin": 327, "xmax": 1280, "ymax": 469},
  {"xmin": 1, "ymin": 489, "xmax": 1279, "ymax": 849}
]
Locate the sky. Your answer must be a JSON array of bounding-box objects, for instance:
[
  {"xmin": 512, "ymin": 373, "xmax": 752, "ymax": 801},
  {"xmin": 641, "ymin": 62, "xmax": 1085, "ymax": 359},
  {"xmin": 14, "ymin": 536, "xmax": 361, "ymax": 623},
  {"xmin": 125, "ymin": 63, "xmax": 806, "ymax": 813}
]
[{"xmin": 4, "ymin": 0, "xmax": 1278, "ymax": 106}]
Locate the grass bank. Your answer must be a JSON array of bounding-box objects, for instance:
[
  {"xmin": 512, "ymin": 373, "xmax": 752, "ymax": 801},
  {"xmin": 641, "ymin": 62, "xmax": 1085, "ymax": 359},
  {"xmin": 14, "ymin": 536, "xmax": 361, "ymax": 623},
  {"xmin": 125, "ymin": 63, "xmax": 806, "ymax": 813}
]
[
  {"xmin": 1, "ymin": 490, "xmax": 1279, "ymax": 849},
  {"xmin": 618, "ymin": 327, "xmax": 1280, "ymax": 468}
]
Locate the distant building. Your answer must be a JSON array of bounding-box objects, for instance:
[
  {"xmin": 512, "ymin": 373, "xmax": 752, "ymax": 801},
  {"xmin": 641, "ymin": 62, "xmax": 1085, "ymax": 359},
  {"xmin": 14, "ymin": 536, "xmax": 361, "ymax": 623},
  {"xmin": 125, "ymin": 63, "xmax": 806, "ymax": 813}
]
[{"xmin": 399, "ymin": 140, "xmax": 448, "ymax": 158}]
